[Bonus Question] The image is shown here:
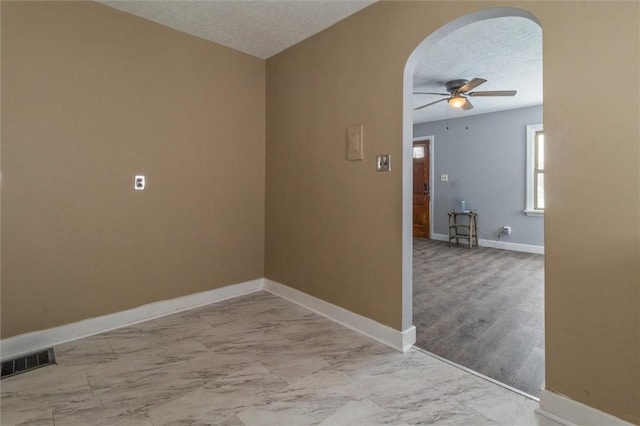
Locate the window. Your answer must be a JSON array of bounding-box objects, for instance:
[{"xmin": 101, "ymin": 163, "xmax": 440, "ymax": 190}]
[
  {"xmin": 412, "ymin": 145, "xmax": 425, "ymax": 159},
  {"xmin": 525, "ymin": 124, "xmax": 544, "ymax": 216}
]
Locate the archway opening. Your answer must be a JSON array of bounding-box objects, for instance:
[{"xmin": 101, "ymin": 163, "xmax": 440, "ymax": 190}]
[{"xmin": 402, "ymin": 7, "xmax": 544, "ymax": 397}]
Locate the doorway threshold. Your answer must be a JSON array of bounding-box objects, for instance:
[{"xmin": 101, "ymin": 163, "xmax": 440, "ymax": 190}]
[{"xmin": 412, "ymin": 345, "xmax": 540, "ymax": 402}]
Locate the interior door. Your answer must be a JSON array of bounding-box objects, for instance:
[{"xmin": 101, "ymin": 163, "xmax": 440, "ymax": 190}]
[{"xmin": 413, "ymin": 140, "xmax": 431, "ymax": 238}]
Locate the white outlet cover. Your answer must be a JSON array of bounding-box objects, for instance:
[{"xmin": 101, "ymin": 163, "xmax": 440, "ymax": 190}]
[
  {"xmin": 134, "ymin": 175, "xmax": 145, "ymax": 190},
  {"xmin": 440, "ymin": 174, "xmax": 449, "ymax": 182}
]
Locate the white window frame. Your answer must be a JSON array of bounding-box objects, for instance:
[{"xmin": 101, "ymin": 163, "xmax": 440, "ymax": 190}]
[{"xmin": 525, "ymin": 124, "xmax": 544, "ymax": 216}]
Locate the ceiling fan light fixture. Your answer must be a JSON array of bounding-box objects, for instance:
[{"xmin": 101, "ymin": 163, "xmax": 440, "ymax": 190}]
[{"xmin": 448, "ymin": 96, "xmax": 466, "ymax": 108}]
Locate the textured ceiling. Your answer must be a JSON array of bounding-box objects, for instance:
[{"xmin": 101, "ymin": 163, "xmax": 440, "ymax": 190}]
[
  {"xmin": 98, "ymin": 0, "xmax": 376, "ymax": 59},
  {"xmin": 413, "ymin": 17, "xmax": 542, "ymax": 124}
]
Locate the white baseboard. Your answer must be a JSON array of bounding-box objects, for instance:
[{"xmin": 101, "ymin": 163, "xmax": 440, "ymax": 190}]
[
  {"xmin": 536, "ymin": 389, "xmax": 636, "ymax": 426},
  {"xmin": 264, "ymin": 279, "xmax": 415, "ymax": 353},
  {"xmin": 1, "ymin": 278, "xmax": 415, "ymax": 360},
  {"xmin": 431, "ymin": 233, "xmax": 544, "ymax": 255},
  {"xmin": 430, "ymin": 233, "xmax": 451, "ymax": 243},
  {"xmin": 0, "ymin": 279, "xmax": 264, "ymax": 361}
]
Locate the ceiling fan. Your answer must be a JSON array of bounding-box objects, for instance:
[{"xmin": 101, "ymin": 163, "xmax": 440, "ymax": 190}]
[{"xmin": 414, "ymin": 78, "xmax": 517, "ymax": 111}]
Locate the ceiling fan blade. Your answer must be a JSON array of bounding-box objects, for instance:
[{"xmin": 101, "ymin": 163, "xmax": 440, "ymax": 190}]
[
  {"xmin": 468, "ymin": 90, "xmax": 517, "ymax": 97},
  {"xmin": 413, "ymin": 92, "xmax": 450, "ymax": 96},
  {"xmin": 414, "ymin": 98, "xmax": 448, "ymax": 110},
  {"xmin": 458, "ymin": 78, "xmax": 487, "ymax": 93},
  {"xmin": 461, "ymin": 99, "xmax": 474, "ymax": 111}
]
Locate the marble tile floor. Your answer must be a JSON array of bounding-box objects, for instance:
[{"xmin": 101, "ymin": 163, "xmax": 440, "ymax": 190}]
[{"xmin": 0, "ymin": 291, "xmax": 560, "ymax": 426}]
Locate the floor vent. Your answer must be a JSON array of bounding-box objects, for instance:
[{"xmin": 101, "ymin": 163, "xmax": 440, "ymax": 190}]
[{"xmin": 1, "ymin": 349, "xmax": 56, "ymax": 379}]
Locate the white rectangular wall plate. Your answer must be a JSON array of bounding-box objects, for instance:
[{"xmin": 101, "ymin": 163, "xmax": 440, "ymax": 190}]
[
  {"xmin": 134, "ymin": 175, "xmax": 145, "ymax": 190},
  {"xmin": 346, "ymin": 125, "xmax": 364, "ymax": 161},
  {"xmin": 440, "ymin": 174, "xmax": 448, "ymax": 182},
  {"xmin": 376, "ymin": 155, "xmax": 391, "ymax": 172}
]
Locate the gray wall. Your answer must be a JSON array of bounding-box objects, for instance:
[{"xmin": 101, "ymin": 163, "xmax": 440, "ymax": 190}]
[{"xmin": 414, "ymin": 105, "xmax": 544, "ymax": 247}]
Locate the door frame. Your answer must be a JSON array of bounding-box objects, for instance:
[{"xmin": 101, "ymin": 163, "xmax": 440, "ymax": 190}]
[{"xmin": 413, "ymin": 136, "xmax": 434, "ymax": 238}]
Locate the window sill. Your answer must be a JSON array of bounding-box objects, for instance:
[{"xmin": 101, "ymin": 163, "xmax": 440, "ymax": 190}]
[{"xmin": 524, "ymin": 209, "xmax": 544, "ymax": 217}]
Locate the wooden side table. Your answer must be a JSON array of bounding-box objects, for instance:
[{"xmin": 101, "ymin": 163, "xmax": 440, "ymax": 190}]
[{"xmin": 448, "ymin": 211, "xmax": 479, "ymax": 248}]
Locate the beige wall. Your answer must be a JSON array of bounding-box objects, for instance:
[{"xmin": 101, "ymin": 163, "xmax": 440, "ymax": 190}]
[
  {"xmin": 1, "ymin": 2, "xmax": 265, "ymax": 337},
  {"xmin": 2, "ymin": 0, "xmax": 639, "ymax": 423},
  {"xmin": 265, "ymin": 1, "xmax": 639, "ymax": 423}
]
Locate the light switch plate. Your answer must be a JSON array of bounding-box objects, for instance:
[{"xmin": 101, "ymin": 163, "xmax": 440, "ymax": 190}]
[
  {"xmin": 134, "ymin": 175, "xmax": 145, "ymax": 190},
  {"xmin": 376, "ymin": 155, "xmax": 391, "ymax": 172},
  {"xmin": 346, "ymin": 125, "xmax": 364, "ymax": 161}
]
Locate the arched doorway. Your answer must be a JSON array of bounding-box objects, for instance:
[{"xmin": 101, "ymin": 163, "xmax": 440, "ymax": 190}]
[{"xmin": 402, "ymin": 7, "xmax": 544, "ymax": 397}]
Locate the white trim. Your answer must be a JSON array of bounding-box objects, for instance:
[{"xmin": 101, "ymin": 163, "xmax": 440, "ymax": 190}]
[
  {"xmin": 0, "ymin": 279, "xmax": 264, "ymax": 361},
  {"xmin": 413, "ymin": 135, "xmax": 435, "ymax": 238},
  {"xmin": 2, "ymin": 278, "xmax": 416, "ymax": 361},
  {"xmin": 524, "ymin": 209, "xmax": 544, "ymax": 217},
  {"xmin": 536, "ymin": 389, "xmax": 636, "ymax": 426},
  {"xmin": 526, "ymin": 123, "xmax": 544, "ymax": 214},
  {"xmin": 431, "ymin": 233, "xmax": 544, "ymax": 255},
  {"xmin": 264, "ymin": 279, "xmax": 416, "ymax": 353}
]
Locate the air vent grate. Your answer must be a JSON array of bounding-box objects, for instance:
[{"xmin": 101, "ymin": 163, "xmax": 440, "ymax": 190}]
[{"xmin": 1, "ymin": 349, "xmax": 56, "ymax": 379}]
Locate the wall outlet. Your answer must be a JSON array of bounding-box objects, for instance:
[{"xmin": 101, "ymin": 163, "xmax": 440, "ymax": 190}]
[
  {"xmin": 503, "ymin": 226, "xmax": 512, "ymax": 236},
  {"xmin": 134, "ymin": 175, "xmax": 145, "ymax": 190}
]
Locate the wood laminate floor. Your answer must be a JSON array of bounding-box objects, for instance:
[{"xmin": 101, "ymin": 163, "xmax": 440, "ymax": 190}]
[{"xmin": 413, "ymin": 238, "xmax": 545, "ymax": 397}]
